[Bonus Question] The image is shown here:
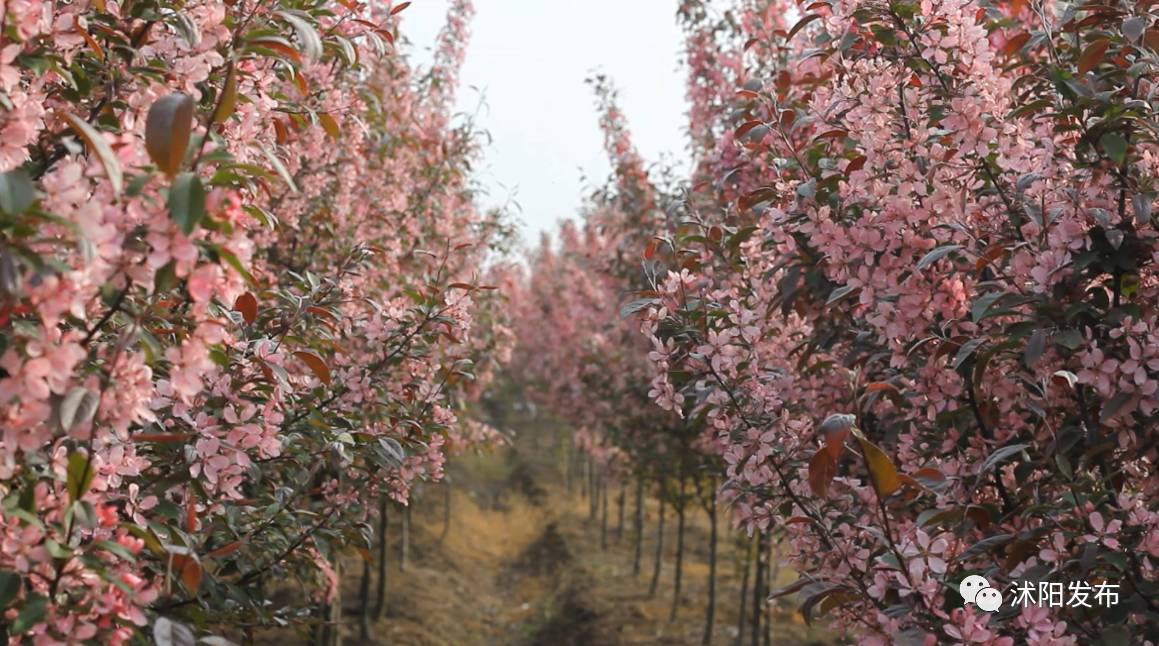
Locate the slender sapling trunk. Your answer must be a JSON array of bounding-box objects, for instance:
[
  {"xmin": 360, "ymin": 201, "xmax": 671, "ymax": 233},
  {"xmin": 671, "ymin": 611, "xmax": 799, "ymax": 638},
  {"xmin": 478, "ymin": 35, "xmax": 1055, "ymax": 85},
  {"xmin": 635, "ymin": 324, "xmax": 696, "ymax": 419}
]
[
  {"xmin": 649, "ymin": 491, "xmax": 666, "ymax": 597},
  {"xmin": 372, "ymin": 495, "xmax": 389, "ymax": 620},
  {"xmin": 736, "ymin": 536, "xmax": 753, "ymax": 646},
  {"xmin": 670, "ymin": 471, "xmax": 687, "ymax": 622},
  {"xmin": 703, "ymin": 480, "xmax": 718, "ymax": 645},
  {"xmin": 632, "ymin": 476, "xmax": 644, "ymax": 576}
]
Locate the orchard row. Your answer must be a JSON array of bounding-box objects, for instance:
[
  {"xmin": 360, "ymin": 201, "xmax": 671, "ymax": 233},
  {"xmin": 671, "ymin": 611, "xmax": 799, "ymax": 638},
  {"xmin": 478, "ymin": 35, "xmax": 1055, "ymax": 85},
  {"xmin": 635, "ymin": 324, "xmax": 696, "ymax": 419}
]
[
  {"xmin": 0, "ymin": 0, "xmax": 515, "ymax": 642},
  {"xmin": 512, "ymin": 1, "xmax": 1159, "ymax": 644}
]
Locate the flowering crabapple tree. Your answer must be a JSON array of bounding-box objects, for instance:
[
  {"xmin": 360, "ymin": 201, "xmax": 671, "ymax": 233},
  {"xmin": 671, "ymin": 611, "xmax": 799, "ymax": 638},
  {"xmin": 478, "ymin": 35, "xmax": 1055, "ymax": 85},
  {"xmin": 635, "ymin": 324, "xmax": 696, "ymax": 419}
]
[
  {"xmin": 0, "ymin": 0, "xmax": 510, "ymax": 641},
  {"xmin": 511, "ymin": 75, "xmax": 732, "ymax": 636},
  {"xmin": 636, "ymin": 0, "xmax": 1159, "ymax": 643}
]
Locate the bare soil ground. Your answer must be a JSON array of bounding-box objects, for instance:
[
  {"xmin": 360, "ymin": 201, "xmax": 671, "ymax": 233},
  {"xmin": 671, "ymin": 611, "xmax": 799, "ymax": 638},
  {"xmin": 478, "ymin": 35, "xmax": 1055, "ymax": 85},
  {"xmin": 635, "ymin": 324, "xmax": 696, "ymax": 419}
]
[{"xmin": 316, "ymin": 440, "xmax": 838, "ymax": 646}]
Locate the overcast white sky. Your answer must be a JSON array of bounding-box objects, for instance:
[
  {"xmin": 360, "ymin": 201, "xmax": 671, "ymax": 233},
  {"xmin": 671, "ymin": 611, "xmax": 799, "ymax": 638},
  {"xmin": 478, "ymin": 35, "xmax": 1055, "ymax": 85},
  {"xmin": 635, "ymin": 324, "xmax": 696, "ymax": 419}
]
[{"xmin": 400, "ymin": 1, "xmax": 689, "ymax": 247}]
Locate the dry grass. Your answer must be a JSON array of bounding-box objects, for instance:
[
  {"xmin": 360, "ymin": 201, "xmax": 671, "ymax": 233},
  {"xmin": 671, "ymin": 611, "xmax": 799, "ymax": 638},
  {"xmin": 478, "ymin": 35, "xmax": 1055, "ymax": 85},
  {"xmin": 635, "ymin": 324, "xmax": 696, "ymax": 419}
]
[
  {"xmin": 262, "ymin": 388, "xmax": 841, "ymax": 645},
  {"xmin": 297, "ymin": 443, "xmax": 840, "ymax": 646}
]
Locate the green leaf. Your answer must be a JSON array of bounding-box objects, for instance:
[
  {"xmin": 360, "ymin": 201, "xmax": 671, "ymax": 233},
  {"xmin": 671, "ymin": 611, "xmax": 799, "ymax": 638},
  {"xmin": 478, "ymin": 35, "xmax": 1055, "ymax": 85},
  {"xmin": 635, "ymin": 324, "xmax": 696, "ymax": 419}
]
[
  {"xmin": 94, "ymin": 539, "xmax": 137, "ymax": 562},
  {"xmin": 951, "ymin": 338, "xmax": 986, "ymax": 370},
  {"xmin": 1100, "ymin": 391, "xmax": 1133, "ymax": 423},
  {"xmin": 870, "ymin": 24, "xmax": 898, "ymax": 46},
  {"xmin": 0, "ymin": 169, "xmax": 37, "ymax": 215},
  {"xmin": 168, "ymin": 173, "xmax": 206, "ymax": 235},
  {"xmin": 54, "ymin": 386, "xmax": 99, "ymax": 433},
  {"xmin": 44, "ymin": 539, "xmax": 71, "ymax": 559},
  {"xmin": 212, "ymin": 66, "xmax": 239, "ymax": 124},
  {"xmin": 956, "ymin": 533, "xmax": 1014, "ymax": 561},
  {"xmin": 215, "ymin": 246, "xmax": 255, "ymax": 287},
  {"xmin": 1101, "ymin": 625, "xmax": 1130, "ymax": 646},
  {"xmin": 10, "ymin": 593, "xmax": 47, "ymax": 634},
  {"xmin": 916, "ymin": 244, "xmax": 961, "ymax": 271},
  {"xmin": 620, "ymin": 298, "xmax": 660, "ymax": 318},
  {"xmin": 261, "ymin": 146, "xmax": 298, "ymax": 193},
  {"xmin": 66, "ymin": 451, "xmax": 94, "ymax": 503},
  {"xmin": 1122, "ymin": 17, "xmax": 1147, "ymax": 43},
  {"xmin": 153, "ymin": 617, "xmax": 196, "ymax": 646},
  {"xmin": 970, "ymin": 292, "xmax": 1004, "ymax": 322},
  {"xmin": 61, "ymin": 114, "xmax": 123, "ymax": 197},
  {"xmin": 787, "ymin": 14, "xmax": 821, "ymax": 42},
  {"xmin": 279, "ymin": 11, "xmax": 324, "ymax": 61},
  {"xmin": 826, "ymin": 284, "xmax": 857, "ymax": 305},
  {"xmin": 1100, "ymin": 132, "xmax": 1128, "ymax": 165},
  {"xmin": 155, "ymin": 259, "xmax": 179, "ymax": 293},
  {"xmin": 1023, "ymin": 329, "xmax": 1047, "ymax": 368},
  {"xmin": 0, "ymin": 571, "xmax": 21, "ymax": 608},
  {"xmin": 0, "ymin": 242, "xmax": 22, "ymax": 297},
  {"xmin": 977, "ymin": 443, "xmax": 1029, "ymax": 477},
  {"xmin": 856, "ymin": 435, "xmax": 900, "ymax": 496},
  {"xmin": 145, "ymin": 93, "xmax": 195, "ymax": 177}
]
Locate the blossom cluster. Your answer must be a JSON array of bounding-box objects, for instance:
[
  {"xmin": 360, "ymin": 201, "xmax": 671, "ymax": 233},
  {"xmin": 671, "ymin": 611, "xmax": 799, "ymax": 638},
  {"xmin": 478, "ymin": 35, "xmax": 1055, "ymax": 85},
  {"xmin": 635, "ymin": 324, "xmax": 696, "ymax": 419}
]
[
  {"xmin": 508, "ymin": 76, "xmax": 715, "ymax": 503},
  {"xmin": 0, "ymin": 0, "xmax": 510, "ymax": 641},
  {"xmin": 633, "ymin": 0, "xmax": 1159, "ymax": 642}
]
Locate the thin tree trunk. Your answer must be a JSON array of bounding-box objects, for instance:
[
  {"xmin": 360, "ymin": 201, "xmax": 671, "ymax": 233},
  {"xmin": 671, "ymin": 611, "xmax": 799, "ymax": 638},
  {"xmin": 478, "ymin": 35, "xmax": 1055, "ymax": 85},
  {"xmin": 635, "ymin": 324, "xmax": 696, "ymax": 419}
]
[
  {"xmin": 600, "ymin": 474, "xmax": 609, "ymax": 549},
  {"xmin": 583, "ymin": 456, "xmax": 592, "ymax": 506},
  {"xmin": 579, "ymin": 454, "xmax": 586, "ymax": 499},
  {"xmin": 632, "ymin": 476, "xmax": 644, "ymax": 576},
  {"xmin": 372, "ymin": 496, "xmax": 389, "ymax": 620},
  {"xmin": 750, "ymin": 535, "xmax": 765, "ymax": 646},
  {"xmin": 736, "ymin": 537, "xmax": 753, "ymax": 646},
  {"xmin": 670, "ymin": 472, "xmax": 686, "ymax": 622},
  {"xmin": 703, "ymin": 480, "xmax": 718, "ymax": 645},
  {"xmin": 399, "ymin": 503, "xmax": 410, "ymax": 572},
  {"xmin": 764, "ymin": 539, "xmax": 777, "ymax": 646},
  {"xmin": 565, "ymin": 444, "xmax": 573, "ymax": 494},
  {"xmin": 358, "ymin": 558, "xmax": 371, "ymax": 641},
  {"xmin": 330, "ymin": 562, "xmax": 343, "ymax": 646},
  {"xmin": 315, "ymin": 561, "xmax": 342, "ymax": 646},
  {"xmin": 313, "ymin": 602, "xmax": 327, "ymax": 646},
  {"xmin": 438, "ymin": 479, "xmax": 452, "ymax": 545},
  {"xmin": 589, "ymin": 462, "xmax": 600, "ymax": 520},
  {"xmin": 616, "ymin": 480, "xmax": 626, "ymax": 540},
  {"xmin": 648, "ymin": 492, "xmax": 666, "ymax": 597},
  {"xmin": 575, "ymin": 452, "xmax": 583, "ymax": 497}
]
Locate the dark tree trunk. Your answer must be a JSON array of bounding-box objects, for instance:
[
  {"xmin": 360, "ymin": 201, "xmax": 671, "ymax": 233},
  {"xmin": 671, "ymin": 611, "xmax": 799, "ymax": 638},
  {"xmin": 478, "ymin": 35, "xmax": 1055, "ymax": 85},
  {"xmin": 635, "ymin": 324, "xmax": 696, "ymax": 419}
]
[
  {"xmin": 588, "ymin": 460, "xmax": 599, "ymax": 520},
  {"xmin": 565, "ymin": 444, "xmax": 574, "ymax": 494},
  {"xmin": 439, "ymin": 479, "xmax": 451, "ymax": 545},
  {"xmin": 313, "ymin": 602, "xmax": 327, "ymax": 646},
  {"xmin": 600, "ymin": 473, "xmax": 609, "ymax": 550},
  {"xmin": 579, "ymin": 454, "xmax": 586, "ymax": 500},
  {"xmin": 764, "ymin": 539, "xmax": 776, "ymax": 646},
  {"xmin": 702, "ymin": 480, "xmax": 718, "ymax": 645},
  {"xmin": 585, "ymin": 457, "xmax": 594, "ymax": 510},
  {"xmin": 315, "ymin": 561, "xmax": 342, "ymax": 646},
  {"xmin": 330, "ymin": 568, "xmax": 343, "ymax": 646},
  {"xmin": 399, "ymin": 503, "xmax": 410, "ymax": 572},
  {"xmin": 670, "ymin": 472, "xmax": 687, "ymax": 622},
  {"xmin": 648, "ymin": 492, "xmax": 666, "ymax": 597},
  {"xmin": 736, "ymin": 536, "xmax": 753, "ymax": 646},
  {"xmin": 358, "ymin": 558, "xmax": 371, "ymax": 641},
  {"xmin": 751, "ymin": 535, "xmax": 766, "ymax": 646},
  {"xmin": 616, "ymin": 480, "xmax": 626, "ymax": 540},
  {"xmin": 632, "ymin": 476, "xmax": 644, "ymax": 576},
  {"xmin": 372, "ymin": 496, "xmax": 390, "ymax": 620}
]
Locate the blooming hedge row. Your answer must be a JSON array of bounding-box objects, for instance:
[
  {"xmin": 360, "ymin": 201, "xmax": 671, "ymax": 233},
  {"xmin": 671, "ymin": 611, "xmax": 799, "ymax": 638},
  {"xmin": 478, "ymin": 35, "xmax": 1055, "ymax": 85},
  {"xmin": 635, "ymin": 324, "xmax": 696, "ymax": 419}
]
[
  {"xmin": 640, "ymin": 0, "xmax": 1159, "ymax": 643},
  {"xmin": 0, "ymin": 0, "xmax": 511, "ymax": 641},
  {"xmin": 516, "ymin": 0, "xmax": 1159, "ymax": 643}
]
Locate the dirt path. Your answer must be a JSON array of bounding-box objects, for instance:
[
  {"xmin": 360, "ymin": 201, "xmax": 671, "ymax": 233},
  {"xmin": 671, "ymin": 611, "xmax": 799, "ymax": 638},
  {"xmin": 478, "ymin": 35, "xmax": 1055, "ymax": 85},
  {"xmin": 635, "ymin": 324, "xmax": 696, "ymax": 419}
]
[{"xmin": 326, "ymin": 437, "xmax": 833, "ymax": 646}]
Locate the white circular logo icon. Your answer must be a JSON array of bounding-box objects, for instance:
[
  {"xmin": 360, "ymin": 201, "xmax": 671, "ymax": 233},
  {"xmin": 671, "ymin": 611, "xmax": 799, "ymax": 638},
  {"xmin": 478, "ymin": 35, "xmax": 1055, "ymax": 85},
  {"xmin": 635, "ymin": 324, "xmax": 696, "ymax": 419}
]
[
  {"xmin": 976, "ymin": 587, "xmax": 1003, "ymax": 612},
  {"xmin": 959, "ymin": 575, "xmax": 1002, "ymax": 612},
  {"xmin": 959, "ymin": 575, "xmax": 989, "ymax": 603}
]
